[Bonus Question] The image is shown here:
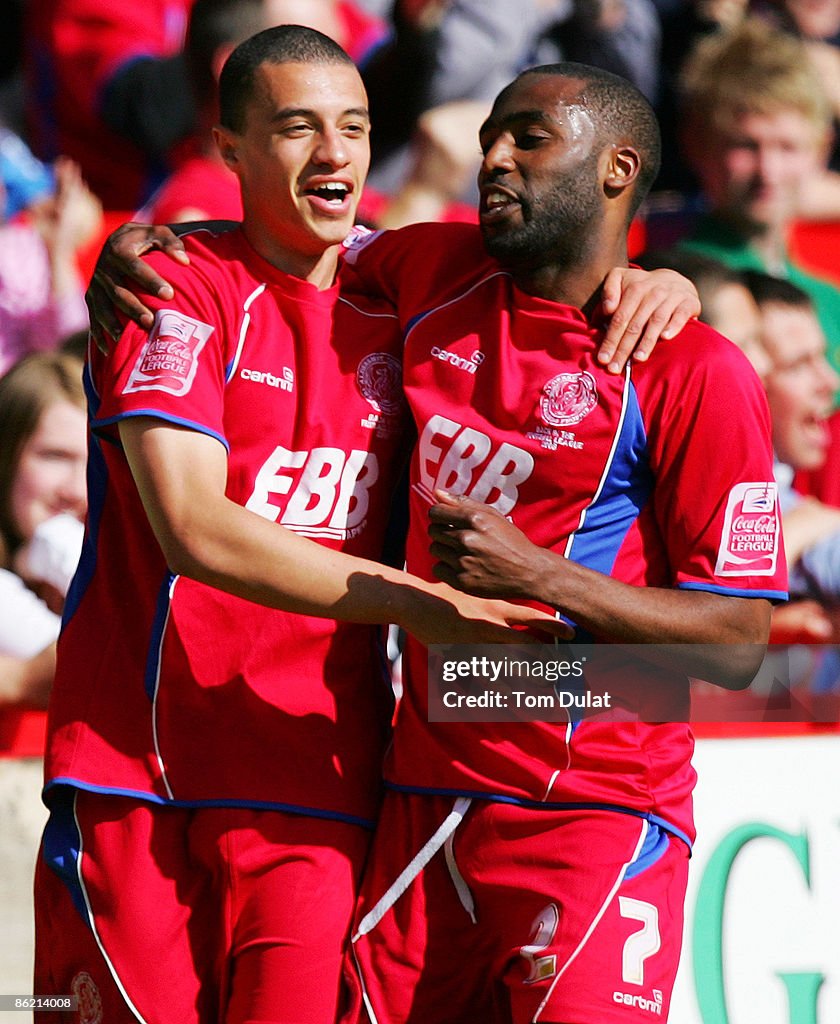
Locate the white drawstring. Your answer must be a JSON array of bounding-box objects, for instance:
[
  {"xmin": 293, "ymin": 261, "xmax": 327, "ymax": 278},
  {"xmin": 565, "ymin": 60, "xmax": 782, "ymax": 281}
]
[
  {"xmin": 444, "ymin": 829, "xmax": 477, "ymax": 923},
  {"xmin": 352, "ymin": 796, "xmax": 473, "ymax": 942}
]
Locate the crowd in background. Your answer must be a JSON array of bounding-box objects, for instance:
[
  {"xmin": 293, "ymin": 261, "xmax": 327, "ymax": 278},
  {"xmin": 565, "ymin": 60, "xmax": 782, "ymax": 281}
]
[
  {"xmin": 0, "ymin": 0, "xmax": 838, "ymax": 997},
  {"xmin": 1, "ymin": 0, "xmax": 840, "ymax": 740}
]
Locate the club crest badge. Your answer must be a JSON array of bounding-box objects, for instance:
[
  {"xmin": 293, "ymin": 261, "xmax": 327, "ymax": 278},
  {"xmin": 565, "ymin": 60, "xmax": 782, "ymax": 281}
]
[
  {"xmin": 71, "ymin": 972, "xmax": 103, "ymax": 1024},
  {"xmin": 357, "ymin": 352, "xmax": 404, "ymax": 417},
  {"xmin": 540, "ymin": 371, "xmax": 598, "ymax": 427}
]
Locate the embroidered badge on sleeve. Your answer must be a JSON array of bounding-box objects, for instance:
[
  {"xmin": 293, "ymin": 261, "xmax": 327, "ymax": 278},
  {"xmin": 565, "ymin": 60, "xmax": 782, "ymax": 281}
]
[{"xmin": 123, "ymin": 310, "xmax": 214, "ymax": 397}]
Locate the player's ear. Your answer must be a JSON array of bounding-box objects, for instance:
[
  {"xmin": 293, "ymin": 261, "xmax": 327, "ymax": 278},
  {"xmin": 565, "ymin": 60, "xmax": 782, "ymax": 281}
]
[
  {"xmin": 214, "ymin": 125, "xmax": 240, "ymax": 170},
  {"xmin": 603, "ymin": 145, "xmax": 641, "ymax": 195}
]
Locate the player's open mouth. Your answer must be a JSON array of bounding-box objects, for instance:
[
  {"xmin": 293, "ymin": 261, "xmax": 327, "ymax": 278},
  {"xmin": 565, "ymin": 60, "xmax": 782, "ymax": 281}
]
[
  {"xmin": 303, "ymin": 181, "xmax": 353, "ymax": 213},
  {"xmin": 479, "ymin": 186, "xmax": 521, "ymax": 224}
]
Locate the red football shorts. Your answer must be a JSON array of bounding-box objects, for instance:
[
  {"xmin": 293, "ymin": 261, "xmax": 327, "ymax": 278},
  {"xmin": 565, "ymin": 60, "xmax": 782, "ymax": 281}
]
[
  {"xmin": 34, "ymin": 788, "xmax": 371, "ymax": 1024},
  {"xmin": 344, "ymin": 792, "xmax": 688, "ymax": 1024}
]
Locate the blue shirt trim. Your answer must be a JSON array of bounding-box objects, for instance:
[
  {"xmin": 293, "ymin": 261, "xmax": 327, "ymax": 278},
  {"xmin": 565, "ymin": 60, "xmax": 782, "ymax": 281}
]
[
  {"xmin": 145, "ymin": 573, "xmax": 176, "ymax": 700},
  {"xmin": 566, "ymin": 379, "xmax": 651, "ymax": 577},
  {"xmin": 678, "ymin": 582, "xmax": 788, "ymax": 601},
  {"xmin": 41, "ymin": 788, "xmax": 88, "ymax": 922},
  {"xmin": 91, "ymin": 409, "xmax": 230, "ymax": 453}
]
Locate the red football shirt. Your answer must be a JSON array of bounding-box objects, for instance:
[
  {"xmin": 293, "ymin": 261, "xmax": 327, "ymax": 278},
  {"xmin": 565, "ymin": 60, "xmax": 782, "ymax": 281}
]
[
  {"xmin": 46, "ymin": 225, "xmax": 408, "ymax": 827},
  {"xmin": 345, "ymin": 222, "xmax": 787, "ymax": 845}
]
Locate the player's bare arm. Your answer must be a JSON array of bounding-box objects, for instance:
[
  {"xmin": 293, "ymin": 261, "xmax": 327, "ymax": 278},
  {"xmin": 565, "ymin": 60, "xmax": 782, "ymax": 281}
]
[
  {"xmin": 87, "ymin": 223, "xmax": 700, "ymax": 371},
  {"xmin": 120, "ymin": 418, "xmax": 570, "ymax": 647},
  {"xmin": 428, "ymin": 489, "xmax": 771, "ymax": 688}
]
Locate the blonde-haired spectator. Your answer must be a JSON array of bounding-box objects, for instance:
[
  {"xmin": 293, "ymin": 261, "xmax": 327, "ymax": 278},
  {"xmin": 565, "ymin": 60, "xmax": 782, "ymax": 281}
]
[{"xmin": 678, "ymin": 18, "xmax": 840, "ymax": 379}]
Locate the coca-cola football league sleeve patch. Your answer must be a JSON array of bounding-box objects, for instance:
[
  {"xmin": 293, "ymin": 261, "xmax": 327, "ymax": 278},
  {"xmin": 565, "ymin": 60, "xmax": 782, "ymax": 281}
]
[
  {"xmin": 123, "ymin": 310, "xmax": 214, "ymax": 397},
  {"xmin": 715, "ymin": 481, "xmax": 780, "ymax": 577}
]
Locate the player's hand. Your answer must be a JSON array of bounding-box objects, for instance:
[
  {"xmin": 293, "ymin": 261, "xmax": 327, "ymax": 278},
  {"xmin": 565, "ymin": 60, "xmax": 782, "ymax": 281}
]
[
  {"xmin": 407, "ymin": 582, "xmax": 573, "ymax": 645},
  {"xmin": 429, "ymin": 490, "xmax": 555, "ymax": 603},
  {"xmin": 598, "ymin": 266, "xmax": 701, "ymax": 373},
  {"xmin": 86, "ymin": 222, "xmax": 189, "ymax": 353}
]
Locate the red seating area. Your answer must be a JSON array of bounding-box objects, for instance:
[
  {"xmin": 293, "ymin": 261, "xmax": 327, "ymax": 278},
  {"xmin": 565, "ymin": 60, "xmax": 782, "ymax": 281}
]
[{"xmin": 789, "ymin": 219, "xmax": 840, "ymax": 288}]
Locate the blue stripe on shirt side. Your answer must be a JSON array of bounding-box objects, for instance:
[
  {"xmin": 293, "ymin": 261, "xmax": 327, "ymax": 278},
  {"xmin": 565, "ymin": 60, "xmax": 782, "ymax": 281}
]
[
  {"xmin": 144, "ymin": 574, "xmax": 176, "ymax": 700},
  {"xmin": 566, "ymin": 380, "xmax": 651, "ymax": 577}
]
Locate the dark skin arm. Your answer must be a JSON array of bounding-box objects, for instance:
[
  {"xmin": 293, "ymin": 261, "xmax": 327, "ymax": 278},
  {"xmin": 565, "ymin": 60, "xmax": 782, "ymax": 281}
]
[
  {"xmin": 428, "ymin": 490, "xmax": 772, "ymax": 689},
  {"xmin": 85, "ymin": 223, "xmax": 701, "ymax": 369}
]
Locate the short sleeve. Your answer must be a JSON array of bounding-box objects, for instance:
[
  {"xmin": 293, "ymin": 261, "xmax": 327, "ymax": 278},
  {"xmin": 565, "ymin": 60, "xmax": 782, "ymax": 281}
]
[
  {"xmin": 639, "ymin": 324, "xmax": 787, "ymax": 601},
  {"xmin": 89, "ymin": 249, "xmax": 231, "ymax": 451}
]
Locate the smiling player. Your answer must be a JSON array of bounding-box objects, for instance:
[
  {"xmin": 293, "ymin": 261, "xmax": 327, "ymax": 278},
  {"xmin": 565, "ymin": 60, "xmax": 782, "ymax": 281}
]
[{"xmin": 32, "ymin": 27, "xmax": 567, "ymax": 1024}]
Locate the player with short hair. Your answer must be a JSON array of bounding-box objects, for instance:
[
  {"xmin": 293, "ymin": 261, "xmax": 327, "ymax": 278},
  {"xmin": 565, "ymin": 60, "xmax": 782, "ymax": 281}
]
[
  {"xmin": 334, "ymin": 64, "xmax": 784, "ymax": 1023},
  {"xmin": 34, "ymin": 26, "xmax": 573, "ymax": 1024},
  {"xmin": 79, "ymin": 43, "xmax": 714, "ymax": 1024}
]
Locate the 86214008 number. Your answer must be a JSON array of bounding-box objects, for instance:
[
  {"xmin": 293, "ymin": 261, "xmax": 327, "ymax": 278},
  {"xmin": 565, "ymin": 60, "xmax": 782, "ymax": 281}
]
[{"xmin": 0, "ymin": 996, "xmax": 78, "ymax": 1011}]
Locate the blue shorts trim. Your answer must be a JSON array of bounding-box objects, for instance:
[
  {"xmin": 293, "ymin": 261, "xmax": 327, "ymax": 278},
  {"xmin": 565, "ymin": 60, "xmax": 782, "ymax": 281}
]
[
  {"xmin": 383, "ymin": 781, "xmax": 693, "ymax": 851},
  {"xmin": 44, "ymin": 779, "xmax": 376, "ymax": 831}
]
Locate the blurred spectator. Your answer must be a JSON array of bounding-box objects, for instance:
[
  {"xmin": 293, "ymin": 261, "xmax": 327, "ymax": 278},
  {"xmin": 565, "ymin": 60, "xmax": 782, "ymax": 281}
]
[
  {"xmin": 639, "ymin": 248, "xmax": 840, "ymax": 640},
  {"xmin": 0, "ymin": 351, "xmax": 87, "ymax": 648},
  {"xmin": 637, "ymin": 247, "xmax": 770, "ymax": 375},
  {"xmin": 0, "ymin": 129, "xmax": 54, "ymax": 221},
  {"xmin": 751, "ymin": 0, "xmax": 840, "ymax": 171},
  {"xmin": 742, "ymin": 272, "xmax": 838, "ymax": 488},
  {"xmin": 0, "ymin": 159, "xmax": 100, "ymax": 375},
  {"xmin": 365, "ymin": 0, "xmax": 662, "ymax": 206},
  {"xmin": 743, "ymin": 271, "xmax": 840, "ymax": 639},
  {"xmin": 0, "ymin": 350, "xmax": 86, "ymax": 998},
  {"xmin": 373, "ymin": 98, "xmax": 486, "ymax": 228},
  {"xmin": 25, "ymin": 0, "xmax": 195, "ymax": 210},
  {"xmin": 796, "ymin": 408, "xmax": 840, "ymax": 506},
  {"xmin": 678, "ymin": 19, "xmax": 840, "ymax": 378},
  {"xmin": 656, "ymin": 0, "xmax": 750, "ymax": 192},
  {"xmin": 421, "ymin": 0, "xmax": 661, "ymax": 107},
  {"xmin": 139, "ymin": 0, "xmax": 270, "ymax": 223},
  {"xmin": 0, "ymin": 350, "xmax": 86, "ymax": 720}
]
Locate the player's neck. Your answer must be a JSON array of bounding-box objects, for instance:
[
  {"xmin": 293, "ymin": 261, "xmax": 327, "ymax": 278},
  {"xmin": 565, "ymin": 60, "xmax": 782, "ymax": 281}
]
[
  {"xmin": 512, "ymin": 245, "xmax": 629, "ymax": 311},
  {"xmin": 242, "ymin": 223, "xmax": 341, "ymax": 289}
]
